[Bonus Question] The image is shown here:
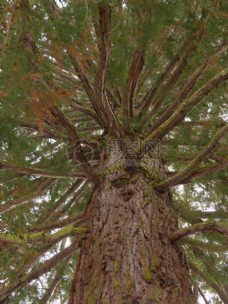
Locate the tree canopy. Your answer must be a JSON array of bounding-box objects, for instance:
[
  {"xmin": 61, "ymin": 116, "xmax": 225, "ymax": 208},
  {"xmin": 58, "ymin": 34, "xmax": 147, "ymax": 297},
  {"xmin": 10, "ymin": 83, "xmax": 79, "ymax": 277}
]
[{"xmin": 0, "ymin": 0, "xmax": 227, "ymax": 303}]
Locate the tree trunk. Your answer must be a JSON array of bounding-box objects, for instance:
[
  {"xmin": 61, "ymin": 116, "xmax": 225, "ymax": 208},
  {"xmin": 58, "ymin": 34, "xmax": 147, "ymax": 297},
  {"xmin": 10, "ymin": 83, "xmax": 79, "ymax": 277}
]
[{"xmin": 70, "ymin": 147, "xmax": 196, "ymax": 304}]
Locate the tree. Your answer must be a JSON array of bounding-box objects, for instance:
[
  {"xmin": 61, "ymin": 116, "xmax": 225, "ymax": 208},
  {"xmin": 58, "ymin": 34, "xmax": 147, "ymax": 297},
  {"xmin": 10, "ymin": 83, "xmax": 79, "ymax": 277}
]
[{"xmin": 0, "ymin": 0, "xmax": 227, "ymax": 303}]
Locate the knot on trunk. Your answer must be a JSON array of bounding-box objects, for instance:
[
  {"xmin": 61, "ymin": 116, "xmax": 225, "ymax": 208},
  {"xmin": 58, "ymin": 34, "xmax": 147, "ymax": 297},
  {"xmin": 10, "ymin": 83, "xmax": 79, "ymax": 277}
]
[{"xmin": 120, "ymin": 186, "xmax": 136, "ymax": 201}]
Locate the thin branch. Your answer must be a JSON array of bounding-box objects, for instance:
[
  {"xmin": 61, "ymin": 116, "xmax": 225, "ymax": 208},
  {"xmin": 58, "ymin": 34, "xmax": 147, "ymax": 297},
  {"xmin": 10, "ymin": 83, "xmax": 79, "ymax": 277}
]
[
  {"xmin": 193, "ymin": 247, "xmax": 228, "ymax": 299},
  {"xmin": 29, "ymin": 212, "xmax": 84, "ymax": 233},
  {"xmin": 67, "ymin": 49, "xmax": 108, "ymax": 127},
  {"xmin": 174, "ymin": 204, "xmax": 228, "ymax": 221},
  {"xmin": 42, "ymin": 180, "xmax": 88, "ymax": 225},
  {"xmin": 177, "ymin": 120, "xmax": 226, "ymax": 128},
  {"xmin": 69, "ymin": 98, "xmax": 101, "ymax": 125},
  {"xmin": 138, "ymin": 40, "xmax": 190, "ymax": 113},
  {"xmin": 14, "ymin": 239, "xmax": 69, "ymax": 279},
  {"xmin": 148, "ymin": 42, "xmax": 228, "ymax": 135},
  {"xmin": 0, "ymin": 162, "xmax": 84, "ymax": 179},
  {"xmin": 122, "ymin": 48, "xmax": 144, "ymax": 119},
  {"xmin": 39, "ymin": 260, "xmax": 69, "ymax": 304},
  {"xmin": 41, "ymin": 1, "xmax": 106, "ymax": 130},
  {"xmin": 143, "ymin": 1, "xmax": 220, "ymax": 118},
  {"xmin": 138, "ymin": 23, "xmax": 207, "ymax": 116},
  {"xmin": 189, "ymin": 156, "xmax": 228, "ymax": 181},
  {"xmin": 0, "ymin": 179, "xmax": 55, "ymax": 214},
  {"xmin": 166, "ymin": 159, "xmax": 228, "ymax": 184},
  {"xmin": 50, "ymin": 106, "xmax": 99, "ymax": 185},
  {"xmin": 37, "ymin": 179, "xmax": 83, "ymax": 225},
  {"xmin": 0, "ymin": 241, "xmax": 78, "ymax": 303},
  {"xmin": 53, "ymin": 66, "xmax": 81, "ymax": 87},
  {"xmin": 20, "ymin": 122, "xmax": 61, "ymax": 140},
  {"xmin": 15, "ymin": 244, "xmax": 54, "ymax": 278},
  {"xmin": 169, "ymin": 221, "xmax": 228, "ymax": 242},
  {"xmin": 173, "ymin": 200, "xmax": 228, "ymax": 226},
  {"xmin": 138, "ymin": 55, "xmax": 178, "ymax": 111},
  {"xmin": 194, "ymin": 211, "xmax": 228, "ymax": 220},
  {"xmin": 189, "ymin": 263, "xmax": 228, "ymax": 304},
  {"xmin": 0, "ymin": 2, "xmax": 18, "ymax": 53},
  {"xmin": 106, "ymin": 87, "xmax": 121, "ymax": 108},
  {"xmin": 163, "ymin": 147, "xmax": 227, "ymax": 164},
  {"xmin": 193, "ymin": 247, "xmax": 224, "ymax": 278},
  {"xmin": 162, "ymin": 138, "xmax": 228, "ymax": 147},
  {"xmin": 155, "ymin": 124, "xmax": 228, "ymax": 190},
  {"xmin": 144, "ymin": 68, "xmax": 228, "ymax": 142},
  {"xmin": 182, "ymin": 238, "xmax": 227, "ymax": 252},
  {"xmin": 197, "ymin": 286, "xmax": 210, "ymax": 304}
]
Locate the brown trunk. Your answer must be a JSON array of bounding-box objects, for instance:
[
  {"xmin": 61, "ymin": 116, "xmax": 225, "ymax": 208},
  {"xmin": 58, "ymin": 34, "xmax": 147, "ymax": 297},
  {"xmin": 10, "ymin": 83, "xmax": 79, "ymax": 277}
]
[{"xmin": 70, "ymin": 148, "xmax": 196, "ymax": 304}]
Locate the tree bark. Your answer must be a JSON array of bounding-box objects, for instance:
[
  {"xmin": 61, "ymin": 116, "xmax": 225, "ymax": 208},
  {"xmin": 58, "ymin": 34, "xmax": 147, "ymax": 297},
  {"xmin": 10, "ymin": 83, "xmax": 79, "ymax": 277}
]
[{"xmin": 70, "ymin": 150, "xmax": 196, "ymax": 304}]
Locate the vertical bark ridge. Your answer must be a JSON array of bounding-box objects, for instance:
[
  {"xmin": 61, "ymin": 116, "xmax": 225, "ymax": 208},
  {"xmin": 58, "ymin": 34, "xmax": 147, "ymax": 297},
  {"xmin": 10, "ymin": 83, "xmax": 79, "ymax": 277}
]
[
  {"xmin": 71, "ymin": 159, "xmax": 196, "ymax": 303},
  {"xmin": 69, "ymin": 144, "xmax": 196, "ymax": 304}
]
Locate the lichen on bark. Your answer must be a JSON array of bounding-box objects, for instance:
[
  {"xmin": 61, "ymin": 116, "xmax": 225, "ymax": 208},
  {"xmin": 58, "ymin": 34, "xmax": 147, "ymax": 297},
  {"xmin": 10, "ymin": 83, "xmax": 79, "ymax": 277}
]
[{"xmin": 69, "ymin": 147, "xmax": 196, "ymax": 304}]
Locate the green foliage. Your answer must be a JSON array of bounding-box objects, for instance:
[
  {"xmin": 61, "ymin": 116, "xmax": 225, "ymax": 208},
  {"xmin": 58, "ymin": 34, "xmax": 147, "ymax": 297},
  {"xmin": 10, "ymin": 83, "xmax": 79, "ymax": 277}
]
[{"xmin": 0, "ymin": 0, "xmax": 227, "ymax": 303}]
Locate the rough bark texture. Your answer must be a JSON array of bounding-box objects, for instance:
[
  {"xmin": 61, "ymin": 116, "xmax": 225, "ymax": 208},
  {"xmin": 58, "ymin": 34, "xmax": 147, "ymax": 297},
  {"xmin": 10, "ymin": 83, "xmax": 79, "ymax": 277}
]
[{"xmin": 70, "ymin": 147, "xmax": 196, "ymax": 304}]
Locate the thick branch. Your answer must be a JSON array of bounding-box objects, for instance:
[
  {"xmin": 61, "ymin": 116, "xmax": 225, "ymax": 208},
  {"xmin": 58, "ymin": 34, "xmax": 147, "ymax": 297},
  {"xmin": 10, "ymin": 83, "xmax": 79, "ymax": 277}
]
[
  {"xmin": 96, "ymin": 3, "xmax": 111, "ymax": 98},
  {"xmin": 68, "ymin": 49, "xmax": 113, "ymax": 133},
  {"xmin": 0, "ymin": 234, "xmax": 25, "ymax": 248},
  {"xmin": 0, "ymin": 224, "xmax": 87, "ymax": 249},
  {"xmin": 90, "ymin": 4, "xmax": 125, "ymax": 138},
  {"xmin": 169, "ymin": 221, "xmax": 228, "ymax": 242},
  {"xmin": 44, "ymin": 0, "xmax": 124, "ymax": 139}
]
